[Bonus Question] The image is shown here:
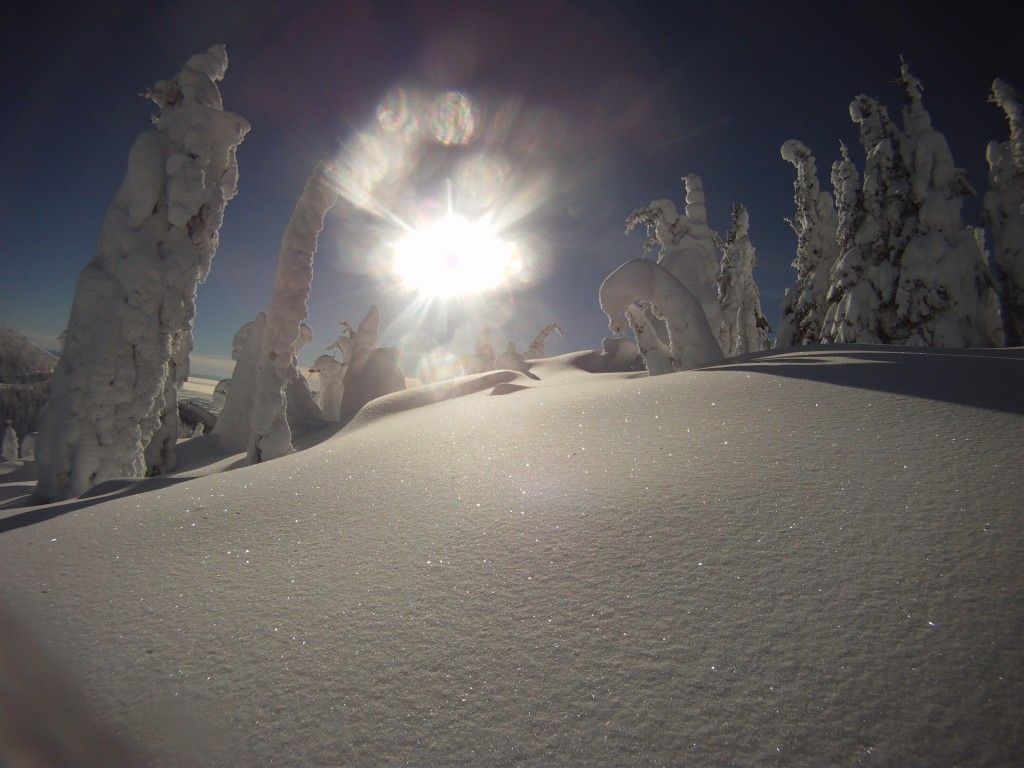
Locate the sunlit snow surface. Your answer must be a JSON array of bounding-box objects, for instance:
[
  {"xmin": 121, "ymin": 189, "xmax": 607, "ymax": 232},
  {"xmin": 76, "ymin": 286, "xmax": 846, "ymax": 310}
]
[{"xmin": 1, "ymin": 346, "xmax": 1022, "ymax": 765}]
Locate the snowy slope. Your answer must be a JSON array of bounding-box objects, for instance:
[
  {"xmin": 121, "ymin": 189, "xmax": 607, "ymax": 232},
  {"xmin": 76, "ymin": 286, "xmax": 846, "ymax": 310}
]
[{"xmin": 1, "ymin": 345, "xmax": 1022, "ymax": 766}]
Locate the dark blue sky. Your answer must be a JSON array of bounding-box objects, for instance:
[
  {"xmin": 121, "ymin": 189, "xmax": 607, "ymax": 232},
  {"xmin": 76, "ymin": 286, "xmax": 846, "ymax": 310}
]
[{"xmin": 1, "ymin": 0, "xmax": 1020, "ymax": 377}]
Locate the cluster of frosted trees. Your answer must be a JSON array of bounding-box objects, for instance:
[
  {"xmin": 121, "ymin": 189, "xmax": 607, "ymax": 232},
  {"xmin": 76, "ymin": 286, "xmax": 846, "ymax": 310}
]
[
  {"xmin": 776, "ymin": 65, "xmax": 1022, "ymax": 348},
  {"xmin": 600, "ymin": 174, "xmax": 772, "ymax": 374}
]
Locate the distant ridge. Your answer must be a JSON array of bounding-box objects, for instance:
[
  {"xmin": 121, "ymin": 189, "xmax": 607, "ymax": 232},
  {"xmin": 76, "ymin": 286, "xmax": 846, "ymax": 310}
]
[
  {"xmin": 0, "ymin": 328, "xmax": 57, "ymax": 384},
  {"xmin": 0, "ymin": 327, "xmax": 57, "ymax": 440}
]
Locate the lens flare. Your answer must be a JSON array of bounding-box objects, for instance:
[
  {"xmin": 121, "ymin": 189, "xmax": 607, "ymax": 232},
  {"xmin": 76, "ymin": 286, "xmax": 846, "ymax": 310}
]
[
  {"xmin": 376, "ymin": 87, "xmax": 412, "ymax": 133},
  {"xmin": 431, "ymin": 91, "xmax": 477, "ymax": 146}
]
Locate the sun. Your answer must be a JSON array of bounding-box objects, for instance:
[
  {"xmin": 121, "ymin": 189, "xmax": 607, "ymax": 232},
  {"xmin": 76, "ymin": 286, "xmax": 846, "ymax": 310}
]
[{"xmin": 392, "ymin": 214, "xmax": 520, "ymax": 298}]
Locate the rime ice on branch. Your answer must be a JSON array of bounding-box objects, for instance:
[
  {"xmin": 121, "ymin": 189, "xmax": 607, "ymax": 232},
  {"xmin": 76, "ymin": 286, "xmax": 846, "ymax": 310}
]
[{"xmin": 35, "ymin": 45, "xmax": 248, "ymax": 501}]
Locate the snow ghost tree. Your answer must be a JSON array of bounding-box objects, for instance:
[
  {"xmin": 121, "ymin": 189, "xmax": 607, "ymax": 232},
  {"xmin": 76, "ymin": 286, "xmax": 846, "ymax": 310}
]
[
  {"xmin": 35, "ymin": 45, "xmax": 248, "ymax": 501},
  {"xmin": 892, "ymin": 64, "xmax": 1001, "ymax": 347},
  {"xmin": 625, "ymin": 174, "xmax": 726, "ymax": 354},
  {"xmin": 985, "ymin": 78, "xmax": 1024, "ymax": 346},
  {"xmin": 215, "ymin": 161, "xmax": 338, "ymax": 462},
  {"xmin": 715, "ymin": 205, "xmax": 773, "ymax": 356},
  {"xmin": 600, "ymin": 258, "xmax": 724, "ymax": 374},
  {"xmin": 777, "ymin": 140, "xmax": 840, "ymax": 346}
]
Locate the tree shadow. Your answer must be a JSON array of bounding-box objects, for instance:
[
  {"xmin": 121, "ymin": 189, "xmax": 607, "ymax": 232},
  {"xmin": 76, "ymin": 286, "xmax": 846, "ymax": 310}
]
[
  {"xmin": 706, "ymin": 345, "xmax": 1024, "ymax": 415},
  {"xmin": 0, "ymin": 474, "xmax": 195, "ymax": 534},
  {"xmin": 0, "ymin": 369, "xmax": 527, "ymax": 534}
]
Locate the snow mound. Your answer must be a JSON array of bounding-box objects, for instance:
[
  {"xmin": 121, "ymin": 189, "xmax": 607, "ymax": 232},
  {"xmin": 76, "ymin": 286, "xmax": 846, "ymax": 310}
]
[{"xmin": 1, "ymin": 346, "xmax": 1022, "ymax": 766}]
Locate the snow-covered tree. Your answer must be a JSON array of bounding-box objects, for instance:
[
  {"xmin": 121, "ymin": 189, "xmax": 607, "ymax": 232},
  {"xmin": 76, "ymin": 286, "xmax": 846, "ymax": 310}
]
[
  {"xmin": 824, "ymin": 94, "xmax": 908, "ymax": 344},
  {"xmin": 625, "ymin": 174, "xmax": 726, "ymax": 353},
  {"xmin": 239, "ymin": 162, "xmax": 338, "ymax": 463},
  {"xmin": 524, "ymin": 322, "xmax": 564, "ymax": 359},
  {"xmin": 20, "ymin": 433, "xmax": 36, "ymax": 462},
  {"xmin": 35, "ymin": 45, "xmax": 248, "ymax": 501},
  {"xmin": 825, "ymin": 65, "xmax": 1001, "ymax": 348},
  {"xmin": 777, "ymin": 140, "xmax": 840, "ymax": 346},
  {"xmin": 892, "ymin": 63, "xmax": 1000, "ymax": 347},
  {"xmin": 494, "ymin": 343, "xmax": 532, "ymax": 374},
  {"xmin": 213, "ymin": 314, "xmax": 265, "ymax": 452},
  {"xmin": 831, "ymin": 142, "xmax": 863, "ymax": 273},
  {"xmin": 600, "ymin": 258, "xmax": 724, "ymax": 374},
  {"xmin": 473, "ymin": 327, "xmax": 498, "ymax": 370},
  {"xmin": 289, "ymin": 305, "xmax": 405, "ymax": 424},
  {"xmin": 328, "ymin": 306, "xmax": 380, "ymax": 380},
  {"xmin": 308, "ymin": 354, "xmax": 347, "ymax": 421},
  {"xmin": 338, "ymin": 346, "xmax": 406, "ymax": 423},
  {"xmin": 985, "ymin": 78, "xmax": 1024, "ymax": 345},
  {"xmin": 716, "ymin": 205, "xmax": 772, "ymax": 356},
  {"xmin": 1, "ymin": 420, "xmax": 17, "ymax": 462}
]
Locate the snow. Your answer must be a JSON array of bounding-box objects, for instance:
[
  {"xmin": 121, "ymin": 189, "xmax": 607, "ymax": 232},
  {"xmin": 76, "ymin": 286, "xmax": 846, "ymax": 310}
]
[{"xmin": 1, "ymin": 346, "xmax": 1022, "ymax": 765}]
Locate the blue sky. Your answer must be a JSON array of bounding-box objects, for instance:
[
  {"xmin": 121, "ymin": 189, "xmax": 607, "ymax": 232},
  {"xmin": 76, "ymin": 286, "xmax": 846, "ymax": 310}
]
[{"xmin": 1, "ymin": 0, "xmax": 1020, "ymax": 377}]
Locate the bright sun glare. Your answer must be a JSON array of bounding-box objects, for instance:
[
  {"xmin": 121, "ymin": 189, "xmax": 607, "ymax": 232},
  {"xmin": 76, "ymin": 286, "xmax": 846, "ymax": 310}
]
[{"xmin": 393, "ymin": 215, "xmax": 520, "ymax": 298}]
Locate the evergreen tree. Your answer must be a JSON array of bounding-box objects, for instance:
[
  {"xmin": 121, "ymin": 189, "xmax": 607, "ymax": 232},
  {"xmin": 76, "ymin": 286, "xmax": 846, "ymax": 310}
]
[
  {"xmin": 985, "ymin": 78, "xmax": 1024, "ymax": 345},
  {"xmin": 893, "ymin": 64, "xmax": 1000, "ymax": 346},
  {"xmin": 826, "ymin": 65, "xmax": 1001, "ymax": 348},
  {"xmin": 778, "ymin": 140, "xmax": 840, "ymax": 346},
  {"xmin": 716, "ymin": 205, "xmax": 772, "ymax": 355},
  {"xmin": 831, "ymin": 142, "xmax": 863, "ymax": 270},
  {"xmin": 824, "ymin": 94, "xmax": 908, "ymax": 343}
]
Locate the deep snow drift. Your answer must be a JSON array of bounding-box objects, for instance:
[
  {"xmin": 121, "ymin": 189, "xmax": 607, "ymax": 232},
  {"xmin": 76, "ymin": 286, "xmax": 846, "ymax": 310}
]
[{"xmin": 1, "ymin": 345, "xmax": 1022, "ymax": 766}]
